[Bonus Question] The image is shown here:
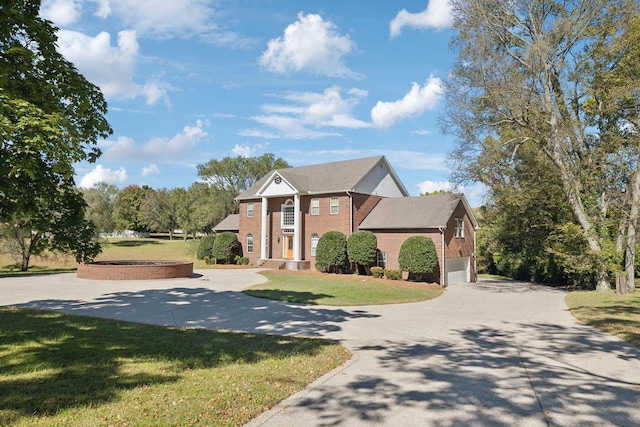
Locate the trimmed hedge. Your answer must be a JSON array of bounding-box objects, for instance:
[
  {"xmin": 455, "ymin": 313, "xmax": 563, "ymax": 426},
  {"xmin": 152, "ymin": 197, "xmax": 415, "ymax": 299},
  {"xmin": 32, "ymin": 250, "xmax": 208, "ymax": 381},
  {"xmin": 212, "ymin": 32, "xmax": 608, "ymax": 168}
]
[
  {"xmin": 370, "ymin": 266, "xmax": 384, "ymax": 278},
  {"xmin": 384, "ymin": 269, "xmax": 402, "ymax": 280},
  {"xmin": 197, "ymin": 235, "xmax": 216, "ymax": 260},
  {"xmin": 398, "ymin": 236, "xmax": 438, "ymax": 281},
  {"xmin": 347, "ymin": 230, "xmax": 377, "ymax": 274},
  {"xmin": 212, "ymin": 232, "xmax": 240, "ymax": 264},
  {"xmin": 315, "ymin": 231, "xmax": 348, "ymax": 273}
]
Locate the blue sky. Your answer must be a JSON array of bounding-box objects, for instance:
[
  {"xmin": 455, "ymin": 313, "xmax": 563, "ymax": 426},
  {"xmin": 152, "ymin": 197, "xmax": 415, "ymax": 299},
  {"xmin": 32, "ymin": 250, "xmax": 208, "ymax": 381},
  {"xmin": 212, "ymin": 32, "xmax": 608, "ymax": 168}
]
[{"xmin": 40, "ymin": 0, "xmax": 485, "ymax": 205}]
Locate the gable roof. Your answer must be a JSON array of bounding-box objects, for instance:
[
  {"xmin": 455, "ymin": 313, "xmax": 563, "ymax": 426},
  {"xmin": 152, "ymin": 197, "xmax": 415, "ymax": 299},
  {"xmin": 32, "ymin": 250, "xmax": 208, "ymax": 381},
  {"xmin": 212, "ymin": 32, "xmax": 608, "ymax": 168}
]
[
  {"xmin": 237, "ymin": 156, "xmax": 408, "ymax": 200},
  {"xmin": 212, "ymin": 214, "xmax": 239, "ymax": 233},
  {"xmin": 359, "ymin": 193, "xmax": 479, "ymax": 230}
]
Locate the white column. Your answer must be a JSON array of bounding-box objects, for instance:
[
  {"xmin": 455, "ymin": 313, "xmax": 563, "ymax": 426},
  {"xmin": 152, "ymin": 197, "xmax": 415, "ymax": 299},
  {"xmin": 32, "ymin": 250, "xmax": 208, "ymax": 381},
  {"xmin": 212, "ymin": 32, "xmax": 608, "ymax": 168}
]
[
  {"xmin": 293, "ymin": 194, "xmax": 301, "ymax": 261},
  {"xmin": 260, "ymin": 197, "xmax": 268, "ymax": 260}
]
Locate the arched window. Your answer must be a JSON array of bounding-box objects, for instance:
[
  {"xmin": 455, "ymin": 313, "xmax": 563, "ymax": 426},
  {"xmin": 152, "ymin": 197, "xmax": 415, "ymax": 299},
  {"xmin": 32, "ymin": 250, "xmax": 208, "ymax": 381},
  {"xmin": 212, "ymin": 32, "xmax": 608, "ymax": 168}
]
[
  {"xmin": 247, "ymin": 233, "xmax": 254, "ymax": 253},
  {"xmin": 282, "ymin": 199, "xmax": 294, "ymax": 227},
  {"xmin": 311, "ymin": 233, "xmax": 319, "ymax": 256}
]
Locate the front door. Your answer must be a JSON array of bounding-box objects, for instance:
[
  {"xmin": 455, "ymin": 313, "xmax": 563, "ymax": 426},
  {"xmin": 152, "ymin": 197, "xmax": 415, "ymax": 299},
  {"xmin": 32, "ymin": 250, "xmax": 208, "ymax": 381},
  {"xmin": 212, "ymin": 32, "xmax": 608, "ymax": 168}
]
[{"xmin": 283, "ymin": 235, "xmax": 294, "ymax": 259}]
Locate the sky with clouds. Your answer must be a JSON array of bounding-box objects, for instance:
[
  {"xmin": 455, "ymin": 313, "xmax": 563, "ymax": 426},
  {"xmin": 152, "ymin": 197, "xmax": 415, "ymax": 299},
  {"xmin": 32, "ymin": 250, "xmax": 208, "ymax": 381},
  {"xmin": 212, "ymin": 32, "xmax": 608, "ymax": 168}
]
[{"xmin": 41, "ymin": 0, "xmax": 484, "ymax": 205}]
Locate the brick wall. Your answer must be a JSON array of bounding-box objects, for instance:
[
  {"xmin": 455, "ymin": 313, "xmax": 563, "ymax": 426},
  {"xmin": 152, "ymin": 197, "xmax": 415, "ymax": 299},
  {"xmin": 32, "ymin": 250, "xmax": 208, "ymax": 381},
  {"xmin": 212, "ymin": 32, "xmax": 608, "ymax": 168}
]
[{"xmin": 77, "ymin": 261, "xmax": 193, "ymax": 280}]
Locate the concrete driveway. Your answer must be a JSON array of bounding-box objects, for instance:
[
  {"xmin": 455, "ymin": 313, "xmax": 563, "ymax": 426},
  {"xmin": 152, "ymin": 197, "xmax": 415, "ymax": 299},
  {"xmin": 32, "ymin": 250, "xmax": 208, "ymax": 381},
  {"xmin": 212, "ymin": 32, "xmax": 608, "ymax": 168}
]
[{"xmin": 1, "ymin": 269, "xmax": 640, "ymax": 426}]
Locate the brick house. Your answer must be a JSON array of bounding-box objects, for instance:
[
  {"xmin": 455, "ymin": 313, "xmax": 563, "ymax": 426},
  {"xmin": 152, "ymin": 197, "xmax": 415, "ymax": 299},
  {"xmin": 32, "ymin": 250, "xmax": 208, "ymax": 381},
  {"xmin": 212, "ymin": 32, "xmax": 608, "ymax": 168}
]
[{"xmin": 230, "ymin": 155, "xmax": 478, "ymax": 285}]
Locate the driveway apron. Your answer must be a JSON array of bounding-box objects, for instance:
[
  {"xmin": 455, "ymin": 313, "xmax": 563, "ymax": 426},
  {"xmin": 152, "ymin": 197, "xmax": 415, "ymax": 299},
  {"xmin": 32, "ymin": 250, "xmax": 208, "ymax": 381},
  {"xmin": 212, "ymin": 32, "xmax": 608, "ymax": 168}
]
[{"xmin": 1, "ymin": 271, "xmax": 639, "ymax": 426}]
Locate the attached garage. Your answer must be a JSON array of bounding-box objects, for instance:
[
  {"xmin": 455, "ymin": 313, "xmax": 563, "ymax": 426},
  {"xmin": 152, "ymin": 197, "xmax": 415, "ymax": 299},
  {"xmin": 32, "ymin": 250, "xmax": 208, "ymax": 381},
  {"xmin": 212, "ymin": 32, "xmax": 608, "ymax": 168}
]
[
  {"xmin": 358, "ymin": 193, "xmax": 479, "ymax": 286},
  {"xmin": 446, "ymin": 256, "xmax": 470, "ymax": 285}
]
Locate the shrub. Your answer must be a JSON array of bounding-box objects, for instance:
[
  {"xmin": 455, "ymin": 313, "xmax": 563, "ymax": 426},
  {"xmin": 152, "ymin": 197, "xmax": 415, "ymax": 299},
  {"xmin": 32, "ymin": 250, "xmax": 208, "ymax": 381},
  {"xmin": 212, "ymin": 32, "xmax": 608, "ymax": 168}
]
[
  {"xmin": 384, "ymin": 269, "xmax": 402, "ymax": 280},
  {"xmin": 398, "ymin": 236, "xmax": 438, "ymax": 281},
  {"xmin": 203, "ymin": 256, "xmax": 216, "ymax": 265},
  {"xmin": 196, "ymin": 235, "xmax": 216, "ymax": 260},
  {"xmin": 370, "ymin": 266, "xmax": 384, "ymax": 278},
  {"xmin": 212, "ymin": 232, "xmax": 240, "ymax": 264},
  {"xmin": 315, "ymin": 231, "xmax": 348, "ymax": 273},
  {"xmin": 347, "ymin": 230, "xmax": 377, "ymax": 274},
  {"xmin": 235, "ymin": 255, "xmax": 249, "ymax": 265}
]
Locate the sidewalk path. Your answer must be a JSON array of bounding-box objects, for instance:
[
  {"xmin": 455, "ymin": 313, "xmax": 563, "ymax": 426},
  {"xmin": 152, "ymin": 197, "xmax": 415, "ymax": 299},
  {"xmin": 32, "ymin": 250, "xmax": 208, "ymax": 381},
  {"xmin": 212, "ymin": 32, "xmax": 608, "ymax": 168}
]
[{"xmin": 1, "ymin": 270, "xmax": 639, "ymax": 426}]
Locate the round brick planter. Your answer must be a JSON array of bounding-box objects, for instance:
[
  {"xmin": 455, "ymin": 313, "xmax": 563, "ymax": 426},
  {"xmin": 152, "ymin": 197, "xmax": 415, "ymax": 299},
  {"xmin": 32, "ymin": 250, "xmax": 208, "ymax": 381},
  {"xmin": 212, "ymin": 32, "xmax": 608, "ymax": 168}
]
[{"xmin": 77, "ymin": 260, "xmax": 194, "ymax": 280}]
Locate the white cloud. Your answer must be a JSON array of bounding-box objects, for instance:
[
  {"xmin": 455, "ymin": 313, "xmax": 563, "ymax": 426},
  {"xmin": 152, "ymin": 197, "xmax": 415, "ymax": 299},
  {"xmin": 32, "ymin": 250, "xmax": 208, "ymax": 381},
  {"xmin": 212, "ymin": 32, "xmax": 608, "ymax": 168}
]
[
  {"xmin": 40, "ymin": 0, "xmax": 82, "ymax": 25},
  {"xmin": 79, "ymin": 164, "xmax": 127, "ymax": 188},
  {"xmin": 417, "ymin": 180, "xmax": 452, "ymax": 194},
  {"xmin": 96, "ymin": 0, "xmax": 215, "ymax": 39},
  {"xmin": 93, "ymin": 0, "xmax": 111, "ymax": 18},
  {"xmin": 260, "ymin": 13, "xmax": 358, "ymax": 78},
  {"xmin": 141, "ymin": 164, "xmax": 160, "ymax": 176},
  {"xmin": 104, "ymin": 120, "xmax": 209, "ymax": 161},
  {"xmin": 242, "ymin": 86, "xmax": 370, "ymax": 139},
  {"xmin": 232, "ymin": 144, "xmax": 253, "ymax": 157},
  {"xmin": 56, "ymin": 29, "xmax": 170, "ymax": 105},
  {"xmin": 390, "ymin": 0, "xmax": 452, "ymax": 38},
  {"xmin": 371, "ymin": 76, "xmax": 443, "ymax": 128}
]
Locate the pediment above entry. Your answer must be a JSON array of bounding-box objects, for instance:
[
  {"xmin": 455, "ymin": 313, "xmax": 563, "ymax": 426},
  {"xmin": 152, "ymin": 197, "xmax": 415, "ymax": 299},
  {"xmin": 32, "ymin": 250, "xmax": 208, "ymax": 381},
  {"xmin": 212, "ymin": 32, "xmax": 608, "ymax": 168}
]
[{"xmin": 257, "ymin": 172, "xmax": 298, "ymax": 197}]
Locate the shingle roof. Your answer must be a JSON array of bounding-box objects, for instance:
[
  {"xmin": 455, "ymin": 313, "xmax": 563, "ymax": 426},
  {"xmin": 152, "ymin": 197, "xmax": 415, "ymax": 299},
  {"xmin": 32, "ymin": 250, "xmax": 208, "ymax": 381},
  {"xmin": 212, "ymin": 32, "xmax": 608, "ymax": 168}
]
[
  {"xmin": 359, "ymin": 194, "xmax": 475, "ymax": 230},
  {"xmin": 237, "ymin": 156, "xmax": 407, "ymax": 199},
  {"xmin": 212, "ymin": 214, "xmax": 239, "ymax": 232}
]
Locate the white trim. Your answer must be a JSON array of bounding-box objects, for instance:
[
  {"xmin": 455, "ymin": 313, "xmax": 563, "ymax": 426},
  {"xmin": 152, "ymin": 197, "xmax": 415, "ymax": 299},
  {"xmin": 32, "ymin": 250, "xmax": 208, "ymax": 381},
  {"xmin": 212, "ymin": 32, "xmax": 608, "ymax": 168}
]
[
  {"xmin": 260, "ymin": 197, "xmax": 267, "ymax": 260},
  {"xmin": 294, "ymin": 194, "xmax": 301, "ymax": 261}
]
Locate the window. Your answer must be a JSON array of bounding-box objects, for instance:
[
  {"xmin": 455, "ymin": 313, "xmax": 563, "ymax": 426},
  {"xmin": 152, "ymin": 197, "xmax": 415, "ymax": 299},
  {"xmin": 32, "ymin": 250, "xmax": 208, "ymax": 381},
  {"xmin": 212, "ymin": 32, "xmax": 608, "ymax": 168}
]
[
  {"xmin": 311, "ymin": 198, "xmax": 320, "ymax": 215},
  {"xmin": 377, "ymin": 251, "xmax": 387, "ymax": 268},
  {"xmin": 247, "ymin": 202, "xmax": 254, "ymax": 218},
  {"xmin": 330, "ymin": 197, "xmax": 339, "ymax": 215},
  {"xmin": 282, "ymin": 200, "xmax": 294, "ymax": 227},
  {"xmin": 311, "ymin": 233, "xmax": 319, "ymax": 256},
  {"xmin": 454, "ymin": 218, "xmax": 464, "ymax": 238},
  {"xmin": 246, "ymin": 234, "xmax": 254, "ymax": 253}
]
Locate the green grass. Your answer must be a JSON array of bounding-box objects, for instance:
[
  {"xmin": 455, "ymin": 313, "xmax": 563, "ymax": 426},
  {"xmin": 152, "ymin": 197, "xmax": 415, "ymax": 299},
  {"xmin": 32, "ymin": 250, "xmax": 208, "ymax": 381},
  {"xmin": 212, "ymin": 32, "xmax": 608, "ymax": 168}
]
[
  {"xmin": 0, "ymin": 307, "xmax": 351, "ymax": 426},
  {"xmin": 0, "ymin": 238, "xmax": 214, "ymax": 275},
  {"xmin": 565, "ymin": 290, "xmax": 640, "ymax": 348},
  {"xmin": 244, "ymin": 271, "xmax": 443, "ymax": 306}
]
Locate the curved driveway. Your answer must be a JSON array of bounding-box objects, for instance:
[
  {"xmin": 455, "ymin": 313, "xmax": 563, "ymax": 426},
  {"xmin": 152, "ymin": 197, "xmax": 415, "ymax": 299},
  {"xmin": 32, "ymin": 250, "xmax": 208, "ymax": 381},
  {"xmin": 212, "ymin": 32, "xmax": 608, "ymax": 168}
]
[{"xmin": 2, "ymin": 269, "xmax": 640, "ymax": 426}]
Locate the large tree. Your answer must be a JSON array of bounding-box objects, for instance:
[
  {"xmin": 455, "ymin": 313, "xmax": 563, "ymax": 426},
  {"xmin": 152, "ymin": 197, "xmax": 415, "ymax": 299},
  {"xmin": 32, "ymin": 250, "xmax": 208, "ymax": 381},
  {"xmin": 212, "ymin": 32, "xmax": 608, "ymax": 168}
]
[
  {"xmin": 113, "ymin": 185, "xmax": 152, "ymax": 233},
  {"xmin": 81, "ymin": 182, "xmax": 118, "ymax": 235},
  {"xmin": 0, "ymin": 1, "xmax": 111, "ymax": 270},
  {"xmin": 445, "ymin": 0, "xmax": 639, "ymax": 289},
  {"xmin": 197, "ymin": 154, "xmax": 291, "ymax": 198},
  {"xmin": 140, "ymin": 188, "xmax": 181, "ymax": 239}
]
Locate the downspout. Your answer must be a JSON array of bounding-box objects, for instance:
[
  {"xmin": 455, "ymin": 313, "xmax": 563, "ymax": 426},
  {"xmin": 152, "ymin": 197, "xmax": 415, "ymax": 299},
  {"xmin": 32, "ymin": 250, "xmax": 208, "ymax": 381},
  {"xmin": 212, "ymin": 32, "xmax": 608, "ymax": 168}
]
[
  {"xmin": 439, "ymin": 226, "xmax": 446, "ymax": 287},
  {"xmin": 473, "ymin": 226, "xmax": 477, "ymax": 283},
  {"xmin": 347, "ymin": 191, "xmax": 353, "ymax": 235}
]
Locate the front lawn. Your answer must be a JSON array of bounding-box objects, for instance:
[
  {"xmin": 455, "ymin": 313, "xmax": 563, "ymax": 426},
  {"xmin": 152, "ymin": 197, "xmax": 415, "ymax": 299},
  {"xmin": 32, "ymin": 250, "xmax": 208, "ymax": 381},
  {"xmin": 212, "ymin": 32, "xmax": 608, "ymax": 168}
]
[
  {"xmin": 565, "ymin": 290, "xmax": 640, "ymax": 348},
  {"xmin": 0, "ymin": 307, "xmax": 350, "ymax": 426},
  {"xmin": 244, "ymin": 270, "xmax": 443, "ymax": 306}
]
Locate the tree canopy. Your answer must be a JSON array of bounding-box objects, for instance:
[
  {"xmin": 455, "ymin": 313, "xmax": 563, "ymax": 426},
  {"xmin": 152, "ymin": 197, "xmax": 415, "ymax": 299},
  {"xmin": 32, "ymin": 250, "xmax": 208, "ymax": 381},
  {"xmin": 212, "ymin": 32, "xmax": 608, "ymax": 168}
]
[
  {"xmin": 197, "ymin": 154, "xmax": 291, "ymax": 197},
  {"xmin": 0, "ymin": 1, "xmax": 112, "ymax": 270},
  {"xmin": 445, "ymin": 0, "xmax": 640, "ymax": 290}
]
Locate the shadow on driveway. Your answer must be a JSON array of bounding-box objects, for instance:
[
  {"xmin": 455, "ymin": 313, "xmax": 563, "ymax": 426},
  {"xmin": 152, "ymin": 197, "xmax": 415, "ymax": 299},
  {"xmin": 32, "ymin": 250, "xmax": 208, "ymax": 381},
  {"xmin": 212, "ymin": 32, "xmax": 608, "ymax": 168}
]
[
  {"xmin": 288, "ymin": 322, "xmax": 640, "ymax": 426},
  {"xmin": 15, "ymin": 287, "xmax": 380, "ymax": 337}
]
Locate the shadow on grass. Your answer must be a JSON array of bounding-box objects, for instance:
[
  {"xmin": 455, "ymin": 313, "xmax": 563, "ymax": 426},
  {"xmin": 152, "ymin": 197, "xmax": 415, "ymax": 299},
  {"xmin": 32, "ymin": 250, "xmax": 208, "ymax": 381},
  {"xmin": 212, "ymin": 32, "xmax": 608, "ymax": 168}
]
[
  {"xmin": 570, "ymin": 304, "xmax": 640, "ymax": 348},
  {"xmin": 105, "ymin": 239, "xmax": 161, "ymax": 247},
  {"xmin": 244, "ymin": 289, "xmax": 334, "ymax": 305},
  {"xmin": 0, "ymin": 266, "xmax": 77, "ymax": 277},
  {"xmin": 0, "ymin": 306, "xmax": 337, "ymax": 424}
]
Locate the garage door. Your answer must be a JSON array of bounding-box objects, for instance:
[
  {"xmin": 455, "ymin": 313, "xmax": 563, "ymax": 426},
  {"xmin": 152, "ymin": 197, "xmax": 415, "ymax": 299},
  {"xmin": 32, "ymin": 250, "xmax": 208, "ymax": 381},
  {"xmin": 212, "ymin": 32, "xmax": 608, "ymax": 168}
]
[{"xmin": 446, "ymin": 257, "xmax": 469, "ymax": 285}]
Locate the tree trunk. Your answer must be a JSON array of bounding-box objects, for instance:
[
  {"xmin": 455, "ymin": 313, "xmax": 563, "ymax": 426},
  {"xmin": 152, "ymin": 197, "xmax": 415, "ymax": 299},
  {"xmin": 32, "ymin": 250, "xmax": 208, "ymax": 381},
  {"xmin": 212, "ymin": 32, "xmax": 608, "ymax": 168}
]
[
  {"xmin": 625, "ymin": 165, "xmax": 640, "ymax": 292},
  {"xmin": 547, "ymin": 143, "xmax": 611, "ymax": 290}
]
